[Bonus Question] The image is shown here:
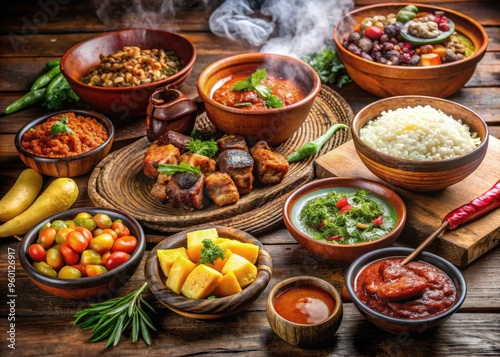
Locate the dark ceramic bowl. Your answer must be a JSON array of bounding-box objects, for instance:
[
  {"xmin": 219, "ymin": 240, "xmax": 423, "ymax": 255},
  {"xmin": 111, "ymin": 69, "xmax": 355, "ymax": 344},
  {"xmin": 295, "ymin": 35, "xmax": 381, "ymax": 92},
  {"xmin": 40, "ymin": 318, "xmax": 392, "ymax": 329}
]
[
  {"xmin": 19, "ymin": 207, "xmax": 146, "ymax": 300},
  {"xmin": 345, "ymin": 247, "xmax": 467, "ymax": 334},
  {"xmin": 61, "ymin": 28, "xmax": 196, "ymax": 119},
  {"xmin": 351, "ymin": 96, "xmax": 489, "ymax": 191},
  {"xmin": 197, "ymin": 52, "xmax": 321, "ymax": 146},
  {"xmin": 283, "ymin": 177, "xmax": 406, "ymax": 263},
  {"xmin": 266, "ymin": 276, "xmax": 343, "ymax": 347},
  {"xmin": 145, "ymin": 225, "xmax": 272, "ymax": 319},
  {"xmin": 333, "ymin": 3, "xmax": 488, "ymax": 98},
  {"xmin": 15, "ymin": 109, "xmax": 114, "ymax": 177}
]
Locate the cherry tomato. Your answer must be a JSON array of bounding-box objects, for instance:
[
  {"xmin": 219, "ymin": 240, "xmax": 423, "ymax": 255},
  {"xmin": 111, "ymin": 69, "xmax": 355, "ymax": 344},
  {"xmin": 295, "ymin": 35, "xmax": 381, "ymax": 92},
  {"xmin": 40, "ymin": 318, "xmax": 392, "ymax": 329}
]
[
  {"xmin": 372, "ymin": 215, "xmax": 384, "ymax": 226},
  {"xmin": 55, "ymin": 227, "xmax": 74, "ymax": 245},
  {"xmin": 111, "ymin": 220, "xmax": 130, "ymax": 238},
  {"xmin": 75, "ymin": 212, "xmax": 92, "ymax": 219},
  {"xmin": 28, "ymin": 243, "xmax": 46, "ymax": 262},
  {"xmin": 58, "ymin": 265, "xmax": 81, "ymax": 279},
  {"xmin": 93, "ymin": 213, "xmax": 112, "ymax": 229},
  {"xmin": 60, "ymin": 243, "xmax": 79, "ymax": 265},
  {"xmin": 37, "ymin": 227, "xmax": 57, "ymax": 249},
  {"xmin": 46, "ymin": 247, "xmax": 64, "ymax": 270},
  {"xmin": 33, "ymin": 261, "xmax": 57, "ymax": 277},
  {"xmin": 71, "ymin": 263, "xmax": 88, "ymax": 277},
  {"xmin": 81, "ymin": 249, "xmax": 102, "ymax": 265},
  {"xmin": 335, "ymin": 197, "xmax": 349, "ymax": 209},
  {"xmin": 86, "ymin": 264, "xmax": 108, "ymax": 277},
  {"xmin": 112, "ymin": 236, "xmax": 138, "ymax": 254},
  {"xmin": 100, "ymin": 251, "xmax": 111, "ymax": 265},
  {"xmin": 90, "ymin": 233, "xmax": 114, "ymax": 254},
  {"xmin": 49, "ymin": 220, "xmax": 67, "ymax": 231},
  {"xmin": 66, "ymin": 230, "xmax": 88, "ymax": 253},
  {"xmin": 75, "ymin": 226, "xmax": 93, "ymax": 245},
  {"xmin": 73, "ymin": 217, "xmax": 96, "ymax": 231},
  {"xmin": 105, "ymin": 251, "xmax": 131, "ymax": 270},
  {"xmin": 364, "ymin": 25, "xmax": 384, "ymax": 40},
  {"xmin": 101, "ymin": 228, "xmax": 118, "ymax": 241},
  {"xmin": 339, "ymin": 204, "xmax": 352, "ymax": 215}
]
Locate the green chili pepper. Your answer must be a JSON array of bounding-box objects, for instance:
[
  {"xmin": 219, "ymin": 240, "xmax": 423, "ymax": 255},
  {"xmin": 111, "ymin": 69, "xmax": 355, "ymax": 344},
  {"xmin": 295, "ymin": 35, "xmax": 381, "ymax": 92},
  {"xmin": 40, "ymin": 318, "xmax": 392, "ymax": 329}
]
[
  {"xmin": 4, "ymin": 88, "xmax": 46, "ymax": 114},
  {"xmin": 287, "ymin": 123, "xmax": 348, "ymax": 163},
  {"xmin": 30, "ymin": 65, "xmax": 61, "ymax": 91},
  {"xmin": 397, "ymin": 4, "xmax": 419, "ymax": 24},
  {"xmin": 45, "ymin": 59, "xmax": 61, "ymax": 68},
  {"xmin": 45, "ymin": 72, "xmax": 65, "ymax": 97}
]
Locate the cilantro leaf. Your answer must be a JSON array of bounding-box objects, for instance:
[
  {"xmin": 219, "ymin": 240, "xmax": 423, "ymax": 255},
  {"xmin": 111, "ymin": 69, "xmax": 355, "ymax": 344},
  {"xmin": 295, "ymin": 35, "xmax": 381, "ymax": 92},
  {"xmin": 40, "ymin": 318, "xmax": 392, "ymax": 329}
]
[
  {"xmin": 230, "ymin": 68, "xmax": 285, "ymax": 108},
  {"xmin": 186, "ymin": 138, "xmax": 218, "ymax": 158},
  {"xmin": 265, "ymin": 95, "xmax": 284, "ymax": 109},
  {"xmin": 157, "ymin": 162, "xmax": 201, "ymax": 176},
  {"xmin": 49, "ymin": 115, "xmax": 72, "ymax": 137},
  {"xmin": 302, "ymin": 46, "xmax": 352, "ymax": 88}
]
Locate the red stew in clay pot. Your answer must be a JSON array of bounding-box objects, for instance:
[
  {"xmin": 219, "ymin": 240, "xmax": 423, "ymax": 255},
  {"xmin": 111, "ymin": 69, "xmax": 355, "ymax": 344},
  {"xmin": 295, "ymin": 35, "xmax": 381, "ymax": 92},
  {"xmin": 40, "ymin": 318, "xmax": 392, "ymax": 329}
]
[
  {"xmin": 274, "ymin": 286, "xmax": 336, "ymax": 324},
  {"xmin": 355, "ymin": 258, "xmax": 457, "ymax": 319},
  {"xmin": 212, "ymin": 72, "xmax": 305, "ymax": 110}
]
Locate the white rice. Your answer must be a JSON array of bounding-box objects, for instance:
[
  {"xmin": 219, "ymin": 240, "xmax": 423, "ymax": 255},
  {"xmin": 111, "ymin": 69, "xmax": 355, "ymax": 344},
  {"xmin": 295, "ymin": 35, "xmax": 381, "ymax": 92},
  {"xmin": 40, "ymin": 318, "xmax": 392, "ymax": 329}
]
[{"xmin": 359, "ymin": 105, "xmax": 481, "ymax": 161}]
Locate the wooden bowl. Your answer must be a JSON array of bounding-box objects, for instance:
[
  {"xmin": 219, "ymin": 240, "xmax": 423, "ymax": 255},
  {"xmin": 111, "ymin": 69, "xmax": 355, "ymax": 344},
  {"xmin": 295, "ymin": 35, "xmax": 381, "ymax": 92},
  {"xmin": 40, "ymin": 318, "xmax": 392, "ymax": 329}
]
[
  {"xmin": 266, "ymin": 276, "xmax": 343, "ymax": 347},
  {"xmin": 283, "ymin": 177, "xmax": 406, "ymax": 263},
  {"xmin": 351, "ymin": 96, "xmax": 489, "ymax": 191},
  {"xmin": 144, "ymin": 225, "xmax": 272, "ymax": 319},
  {"xmin": 15, "ymin": 109, "xmax": 115, "ymax": 177},
  {"xmin": 197, "ymin": 53, "xmax": 321, "ymax": 146},
  {"xmin": 333, "ymin": 3, "xmax": 488, "ymax": 98},
  {"xmin": 345, "ymin": 247, "xmax": 467, "ymax": 334},
  {"xmin": 18, "ymin": 207, "xmax": 146, "ymax": 300},
  {"xmin": 61, "ymin": 28, "xmax": 196, "ymax": 119}
]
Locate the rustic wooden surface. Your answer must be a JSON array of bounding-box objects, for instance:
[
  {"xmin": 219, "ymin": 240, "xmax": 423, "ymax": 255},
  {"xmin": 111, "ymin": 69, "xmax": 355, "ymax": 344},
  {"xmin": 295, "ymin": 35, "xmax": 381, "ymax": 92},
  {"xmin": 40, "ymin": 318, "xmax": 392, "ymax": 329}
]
[{"xmin": 0, "ymin": 0, "xmax": 499, "ymax": 356}]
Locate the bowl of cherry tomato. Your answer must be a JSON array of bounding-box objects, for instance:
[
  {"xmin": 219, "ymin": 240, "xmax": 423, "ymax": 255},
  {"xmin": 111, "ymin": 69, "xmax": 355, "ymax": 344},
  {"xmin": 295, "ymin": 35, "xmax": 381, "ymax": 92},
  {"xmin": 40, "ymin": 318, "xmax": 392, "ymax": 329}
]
[{"xmin": 19, "ymin": 207, "xmax": 146, "ymax": 300}]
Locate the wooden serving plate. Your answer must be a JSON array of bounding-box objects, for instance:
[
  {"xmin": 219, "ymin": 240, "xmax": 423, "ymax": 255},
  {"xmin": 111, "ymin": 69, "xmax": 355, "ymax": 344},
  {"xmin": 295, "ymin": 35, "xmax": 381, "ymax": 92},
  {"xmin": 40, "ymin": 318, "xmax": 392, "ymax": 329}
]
[
  {"xmin": 88, "ymin": 86, "xmax": 353, "ymax": 240},
  {"xmin": 315, "ymin": 137, "xmax": 500, "ymax": 267}
]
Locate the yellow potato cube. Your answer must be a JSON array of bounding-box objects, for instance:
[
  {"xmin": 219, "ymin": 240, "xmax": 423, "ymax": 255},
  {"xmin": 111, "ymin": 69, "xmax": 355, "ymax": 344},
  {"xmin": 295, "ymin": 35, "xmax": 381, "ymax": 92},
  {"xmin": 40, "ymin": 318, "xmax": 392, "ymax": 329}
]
[
  {"xmin": 213, "ymin": 270, "xmax": 242, "ymax": 297},
  {"xmin": 186, "ymin": 228, "xmax": 219, "ymax": 263},
  {"xmin": 216, "ymin": 238, "xmax": 259, "ymax": 264},
  {"xmin": 221, "ymin": 253, "xmax": 257, "ymax": 288},
  {"xmin": 157, "ymin": 247, "xmax": 189, "ymax": 277},
  {"xmin": 165, "ymin": 256, "xmax": 197, "ymax": 294},
  {"xmin": 206, "ymin": 249, "xmax": 232, "ymax": 272},
  {"xmin": 181, "ymin": 264, "xmax": 223, "ymax": 300}
]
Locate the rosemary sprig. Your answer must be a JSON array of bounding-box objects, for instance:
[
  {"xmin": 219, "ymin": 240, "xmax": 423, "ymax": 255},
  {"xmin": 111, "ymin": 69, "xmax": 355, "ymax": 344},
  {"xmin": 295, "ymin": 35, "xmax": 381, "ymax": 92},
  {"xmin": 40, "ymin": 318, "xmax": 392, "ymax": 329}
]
[{"xmin": 73, "ymin": 282, "xmax": 156, "ymax": 348}]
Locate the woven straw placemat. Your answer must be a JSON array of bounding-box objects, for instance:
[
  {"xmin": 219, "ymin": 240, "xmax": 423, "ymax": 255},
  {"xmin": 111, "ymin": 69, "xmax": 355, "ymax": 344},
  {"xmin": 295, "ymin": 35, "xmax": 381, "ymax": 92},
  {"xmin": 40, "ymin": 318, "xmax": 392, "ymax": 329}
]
[{"xmin": 88, "ymin": 86, "xmax": 354, "ymax": 239}]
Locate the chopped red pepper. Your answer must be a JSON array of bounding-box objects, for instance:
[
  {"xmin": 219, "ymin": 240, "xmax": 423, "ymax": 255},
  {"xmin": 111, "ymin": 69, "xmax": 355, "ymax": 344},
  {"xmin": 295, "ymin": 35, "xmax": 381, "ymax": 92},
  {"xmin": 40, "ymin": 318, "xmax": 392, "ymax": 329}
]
[
  {"xmin": 372, "ymin": 215, "xmax": 383, "ymax": 226},
  {"xmin": 336, "ymin": 197, "xmax": 349, "ymax": 208},
  {"xmin": 339, "ymin": 204, "xmax": 352, "ymax": 215},
  {"xmin": 326, "ymin": 235, "xmax": 341, "ymax": 241},
  {"xmin": 317, "ymin": 220, "xmax": 327, "ymax": 230}
]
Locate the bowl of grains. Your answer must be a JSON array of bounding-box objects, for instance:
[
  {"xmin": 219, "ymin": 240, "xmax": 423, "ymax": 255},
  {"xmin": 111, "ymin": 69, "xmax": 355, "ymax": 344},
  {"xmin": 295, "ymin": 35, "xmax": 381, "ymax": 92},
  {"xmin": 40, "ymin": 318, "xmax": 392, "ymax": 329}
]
[
  {"xmin": 351, "ymin": 95, "xmax": 489, "ymax": 191},
  {"xmin": 15, "ymin": 109, "xmax": 115, "ymax": 177},
  {"xmin": 60, "ymin": 28, "xmax": 196, "ymax": 120}
]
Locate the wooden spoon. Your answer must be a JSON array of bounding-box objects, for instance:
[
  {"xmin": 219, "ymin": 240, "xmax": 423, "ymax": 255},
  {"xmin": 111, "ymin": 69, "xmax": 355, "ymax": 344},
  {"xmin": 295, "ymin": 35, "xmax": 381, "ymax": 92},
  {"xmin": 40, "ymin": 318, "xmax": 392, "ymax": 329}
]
[{"xmin": 402, "ymin": 179, "xmax": 500, "ymax": 265}]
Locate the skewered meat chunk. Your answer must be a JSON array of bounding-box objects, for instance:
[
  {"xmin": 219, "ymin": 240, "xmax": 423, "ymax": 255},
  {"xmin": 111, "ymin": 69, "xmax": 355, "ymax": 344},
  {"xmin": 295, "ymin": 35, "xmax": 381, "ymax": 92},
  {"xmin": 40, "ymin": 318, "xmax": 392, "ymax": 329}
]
[
  {"xmin": 205, "ymin": 172, "xmax": 240, "ymax": 207},
  {"xmin": 251, "ymin": 141, "xmax": 289, "ymax": 184},
  {"xmin": 180, "ymin": 152, "xmax": 216, "ymax": 175},
  {"xmin": 218, "ymin": 149, "xmax": 254, "ymax": 195},
  {"xmin": 150, "ymin": 182, "xmax": 168, "ymax": 203},
  {"xmin": 249, "ymin": 140, "xmax": 271, "ymax": 155},
  {"xmin": 165, "ymin": 172, "xmax": 205, "ymax": 210},
  {"xmin": 157, "ymin": 130, "xmax": 192, "ymax": 154},
  {"xmin": 217, "ymin": 134, "xmax": 249, "ymax": 153},
  {"xmin": 143, "ymin": 143, "xmax": 180, "ymax": 179}
]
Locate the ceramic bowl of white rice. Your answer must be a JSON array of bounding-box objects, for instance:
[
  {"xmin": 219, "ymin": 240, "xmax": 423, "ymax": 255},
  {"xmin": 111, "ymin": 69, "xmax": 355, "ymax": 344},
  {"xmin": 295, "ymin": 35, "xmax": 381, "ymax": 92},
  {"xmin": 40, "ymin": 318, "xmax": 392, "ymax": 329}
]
[{"xmin": 351, "ymin": 96, "xmax": 489, "ymax": 191}]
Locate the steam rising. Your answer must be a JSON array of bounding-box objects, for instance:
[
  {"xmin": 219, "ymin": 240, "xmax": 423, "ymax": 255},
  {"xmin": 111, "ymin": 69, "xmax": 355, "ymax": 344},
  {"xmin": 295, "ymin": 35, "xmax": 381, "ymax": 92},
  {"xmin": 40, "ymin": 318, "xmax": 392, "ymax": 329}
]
[{"xmin": 209, "ymin": 0, "xmax": 354, "ymax": 58}]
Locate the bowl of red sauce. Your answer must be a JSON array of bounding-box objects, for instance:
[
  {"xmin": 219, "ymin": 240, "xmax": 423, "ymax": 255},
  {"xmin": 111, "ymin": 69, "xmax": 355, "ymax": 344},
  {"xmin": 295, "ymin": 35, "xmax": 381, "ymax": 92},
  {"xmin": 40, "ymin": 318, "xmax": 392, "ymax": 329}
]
[
  {"xmin": 345, "ymin": 247, "xmax": 466, "ymax": 334},
  {"xmin": 197, "ymin": 52, "xmax": 321, "ymax": 146},
  {"xmin": 266, "ymin": 276, "xmax": 343, "ymax": 347}
]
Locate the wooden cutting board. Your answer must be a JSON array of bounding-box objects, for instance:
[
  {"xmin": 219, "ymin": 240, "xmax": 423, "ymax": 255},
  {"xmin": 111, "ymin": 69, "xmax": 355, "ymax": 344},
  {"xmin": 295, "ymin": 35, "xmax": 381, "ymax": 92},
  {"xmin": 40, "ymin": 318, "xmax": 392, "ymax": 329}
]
[{"xmin": 314, "ymin": 136, "xmax": 500, "ymax": 267}]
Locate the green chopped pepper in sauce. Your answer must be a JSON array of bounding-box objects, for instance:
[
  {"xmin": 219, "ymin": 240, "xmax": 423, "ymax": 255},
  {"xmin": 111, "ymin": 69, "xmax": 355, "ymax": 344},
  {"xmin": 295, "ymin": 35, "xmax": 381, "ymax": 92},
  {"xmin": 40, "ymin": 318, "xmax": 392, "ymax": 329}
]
[{"xmin": 299, "ymin": 189, "xmax": 396, "ymax": 244}]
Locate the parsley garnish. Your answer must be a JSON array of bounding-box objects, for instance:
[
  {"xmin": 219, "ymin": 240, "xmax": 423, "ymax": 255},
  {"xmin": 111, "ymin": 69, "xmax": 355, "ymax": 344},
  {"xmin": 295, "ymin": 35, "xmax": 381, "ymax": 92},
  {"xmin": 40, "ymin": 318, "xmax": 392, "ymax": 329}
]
[
  {"xmin": 157, "ymin": 162, "xmax": 201, "ymax": 176},
  {"xmin": 302, "ymin": 46, "xmax": 352, "ymax": 88},
  {"xmin": 186, "ymin": 138, "xmax": 218, "ymax": 158},
  {"xmin": 49, "ymin": 114, "xmax": 72, "ymax": 137},
  {"xmin": 198, "ymin": 239, "xmax": 225, "ymax": 265},
  {"xmin": 231, "ymin": 68, "xmax": 284, "ymax": 108}
]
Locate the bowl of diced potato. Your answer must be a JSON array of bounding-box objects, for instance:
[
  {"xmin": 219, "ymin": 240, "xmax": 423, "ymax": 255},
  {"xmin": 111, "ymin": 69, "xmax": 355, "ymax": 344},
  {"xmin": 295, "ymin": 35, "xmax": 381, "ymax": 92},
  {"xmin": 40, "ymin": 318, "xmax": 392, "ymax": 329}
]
[{"xmin": 144, "ymin": 225, "xmax": 273, "ymax": 319}]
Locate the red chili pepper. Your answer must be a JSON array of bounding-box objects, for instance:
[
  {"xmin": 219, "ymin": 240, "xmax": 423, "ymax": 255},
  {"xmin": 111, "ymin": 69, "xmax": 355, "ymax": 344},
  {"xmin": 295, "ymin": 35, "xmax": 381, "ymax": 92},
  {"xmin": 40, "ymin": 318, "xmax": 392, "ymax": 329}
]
[
  {"xmin": 317, "ymin": 220, "xmax": 326, "ymax": 230},
  {"xmin": 336, "ymin": 197, "xmax": 349, "ymax": 208},
  {"xmin": 339, "ymin": 204, "xmax": 352, "ymax": 215},
  {"xmin": 372, "ymin": 215, "xmax": 383, "ymax": 226},
  {"xmin": 326, "ymin": 235, "xmax": 341, "ymax": 241},
  {"xmin": 443, "ymin": 180, "xmax": 500, "ymax": 230}
]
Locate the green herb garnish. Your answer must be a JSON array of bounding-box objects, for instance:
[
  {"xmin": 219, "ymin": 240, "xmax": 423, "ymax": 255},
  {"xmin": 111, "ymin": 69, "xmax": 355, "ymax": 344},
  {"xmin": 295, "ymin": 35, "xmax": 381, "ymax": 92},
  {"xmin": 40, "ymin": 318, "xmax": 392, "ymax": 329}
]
[
  {"xmin": 231, "ymin": 68, "xmax": 284, "ymax": 108},
  {"xmin": 198, "ymin": 239, "xmax": 225, "ymax": 265},
  {"xmin": 186, "ymin": 138, "xmax": 218, "ymax": 158},
  {"xmin": 157, "ymin": 162, "xmax": 201, "ymax": 176},
  {"xmin": 49, "ymin": 114, "xmax": 72, "ymax": 137},
  {"xmin": 302, "ymin": 46, "xmax": 352, "ymax": 88},
  {"xmin": 73, "ymin": 282, "xmax": 157, "ymax": 348}
]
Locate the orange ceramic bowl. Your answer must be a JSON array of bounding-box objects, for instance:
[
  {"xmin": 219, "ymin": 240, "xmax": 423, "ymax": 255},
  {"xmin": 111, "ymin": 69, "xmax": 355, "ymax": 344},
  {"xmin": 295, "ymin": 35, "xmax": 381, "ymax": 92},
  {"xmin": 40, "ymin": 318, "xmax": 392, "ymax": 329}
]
[
  {"xmin": 351, "ymin": 96, "xmax": 489, "ymax": 191},
  {"xmin": 197, "ymin": 53, "xmax": 321, "ymax": 146},
  {"xmin": 333, "ymin": 3, "xmax": 488, "ymax": 98},
  {"xmin": 283, "ymin": 177, "xmax": 406, "ymax": 263},
  {"xmin": 19, "ymin": 207, "xmax": 146, "ymax": 300},
  {"xmin": 61, "ymin": 28, "xmax": 196, "ymax": 119},
  {"xmin": 15, "ymin": 109, "xmax": 114, "ymax": 177}
]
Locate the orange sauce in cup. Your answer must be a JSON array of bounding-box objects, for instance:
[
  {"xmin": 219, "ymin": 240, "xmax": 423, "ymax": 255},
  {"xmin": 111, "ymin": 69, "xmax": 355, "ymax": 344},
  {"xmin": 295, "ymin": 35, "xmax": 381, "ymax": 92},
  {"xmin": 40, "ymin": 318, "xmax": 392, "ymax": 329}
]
[{"xmin": 274, "ymin": 286, "xmax": 336, "ymax": 324}]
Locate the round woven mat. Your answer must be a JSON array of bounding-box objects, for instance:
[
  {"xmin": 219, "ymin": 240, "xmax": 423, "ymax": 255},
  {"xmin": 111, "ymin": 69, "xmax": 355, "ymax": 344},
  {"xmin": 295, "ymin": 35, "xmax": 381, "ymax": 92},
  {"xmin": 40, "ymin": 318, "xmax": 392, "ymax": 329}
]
[{"xmin": 88, "ymin": 86, "xmax": 354, "ymax": 237}]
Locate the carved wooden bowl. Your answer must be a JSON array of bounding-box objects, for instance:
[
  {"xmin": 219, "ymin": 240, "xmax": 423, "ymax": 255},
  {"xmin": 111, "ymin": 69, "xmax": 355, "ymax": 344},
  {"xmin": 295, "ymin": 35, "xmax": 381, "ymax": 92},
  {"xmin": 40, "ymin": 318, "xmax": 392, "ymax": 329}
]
[
  {"xmin": 144, "ymin": 225, "xmax": 272, "ymax": 319},
  {"xmin": 351, "ymin": 95, "xmax": 489, "ymax": 191},
  {"xmin": 333, "ymin": 3, "xmax": 488, "ymax": 98}
]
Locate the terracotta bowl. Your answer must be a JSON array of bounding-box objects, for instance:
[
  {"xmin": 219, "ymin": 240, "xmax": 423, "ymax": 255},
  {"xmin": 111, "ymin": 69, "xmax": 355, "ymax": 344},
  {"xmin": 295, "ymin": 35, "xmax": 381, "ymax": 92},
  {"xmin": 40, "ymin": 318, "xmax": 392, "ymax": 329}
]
[
  {"xmin": 18, "ymin": 207, "xmax": 146, "ymax": 300},
  {"xmin": 333, "ymin": 3, "xmax": 488, "ymax": 98},
  {"xmin": 15, "ymin": 109, "xmax": 115, "ymax": 177},
  {"xmin": 345, "ymin": 247, "xmax": 467, "ymax": 334},
  {"xmin": 61, "ymin": 28, "xmax": 196, "ymax": 119},
  {"xmin": 266, "ymin": 276, "xmax": 343, "ymax": 347},
  {"xmin": 197, "ymin": 52, "xmax": 321, "ymax": 146},
  {"xmin": 144, "ymin": 225, "xmax": 272, "ymax": 319},
  {"xmin": 282, "ymin": 177, "xmax": 406, "ymax": 263},
  {"xmin": 351, "ymin": 96, "xmax": 489, "ymax": 191}
]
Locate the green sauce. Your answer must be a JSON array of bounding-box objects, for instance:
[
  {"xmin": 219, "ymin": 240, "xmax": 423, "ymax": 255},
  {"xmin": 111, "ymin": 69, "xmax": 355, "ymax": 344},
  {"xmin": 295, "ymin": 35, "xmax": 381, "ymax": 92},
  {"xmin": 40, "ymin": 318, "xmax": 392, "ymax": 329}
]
[{"xmin": 298, "ymin": 189, "xmax": 396, "ymax": 244}]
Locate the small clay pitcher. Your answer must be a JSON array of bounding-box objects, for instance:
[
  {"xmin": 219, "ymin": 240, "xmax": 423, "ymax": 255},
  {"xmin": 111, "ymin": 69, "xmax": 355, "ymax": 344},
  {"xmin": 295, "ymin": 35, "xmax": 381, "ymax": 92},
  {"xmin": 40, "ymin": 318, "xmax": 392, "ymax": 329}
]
[{"xmin": 146, "ymin": 87, "xmax": 198, "ymax": 142}]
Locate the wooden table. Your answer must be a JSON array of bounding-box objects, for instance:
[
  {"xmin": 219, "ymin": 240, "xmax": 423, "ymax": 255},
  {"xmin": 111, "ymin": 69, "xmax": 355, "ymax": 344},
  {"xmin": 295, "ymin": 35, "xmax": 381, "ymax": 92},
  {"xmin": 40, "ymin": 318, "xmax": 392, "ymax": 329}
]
[{"xmin": 1, "ymin": 1, "xmax": 499, "ymax": 355}]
